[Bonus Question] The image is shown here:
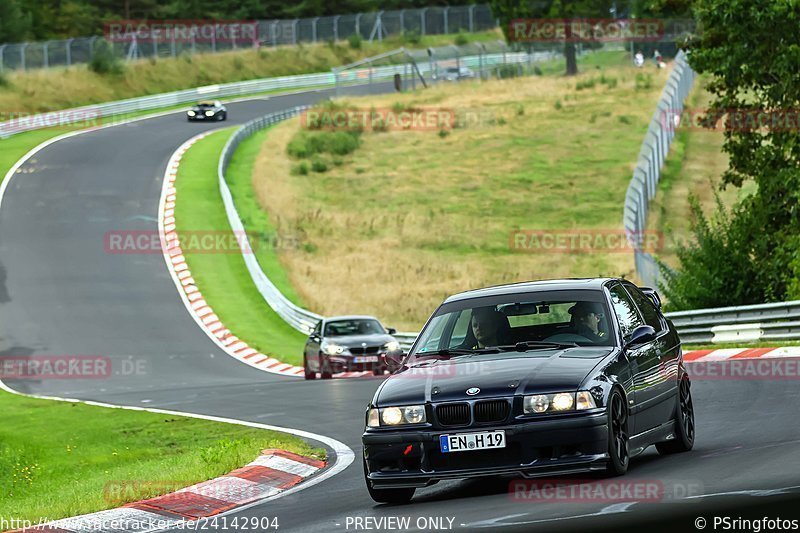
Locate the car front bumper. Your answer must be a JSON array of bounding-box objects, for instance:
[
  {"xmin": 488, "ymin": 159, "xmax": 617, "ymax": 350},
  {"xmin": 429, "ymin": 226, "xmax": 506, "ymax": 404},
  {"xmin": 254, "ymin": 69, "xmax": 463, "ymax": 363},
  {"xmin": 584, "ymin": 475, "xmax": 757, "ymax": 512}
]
[{"xmin": 363, "ymin": 411, "xmax": 608, "ymax": 489}]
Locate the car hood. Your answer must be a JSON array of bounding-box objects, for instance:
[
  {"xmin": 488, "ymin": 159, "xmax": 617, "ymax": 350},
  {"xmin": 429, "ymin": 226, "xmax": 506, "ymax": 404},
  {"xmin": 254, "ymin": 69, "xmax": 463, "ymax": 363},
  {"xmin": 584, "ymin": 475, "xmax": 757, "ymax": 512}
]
[
  {"xmin": 376, "ymin": 347, "xmax": 613, "ymax": 405},
  {"xmin": 327, "ymin": 334, "xmax": 394, "ymax": 348}
]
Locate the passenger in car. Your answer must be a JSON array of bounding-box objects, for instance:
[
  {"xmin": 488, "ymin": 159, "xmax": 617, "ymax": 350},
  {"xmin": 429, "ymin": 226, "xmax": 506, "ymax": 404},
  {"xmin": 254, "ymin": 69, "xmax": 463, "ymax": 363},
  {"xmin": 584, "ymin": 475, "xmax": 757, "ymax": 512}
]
[{"xmin": 568, "ymin": 302, "xmax": 606, "ymax": 342}]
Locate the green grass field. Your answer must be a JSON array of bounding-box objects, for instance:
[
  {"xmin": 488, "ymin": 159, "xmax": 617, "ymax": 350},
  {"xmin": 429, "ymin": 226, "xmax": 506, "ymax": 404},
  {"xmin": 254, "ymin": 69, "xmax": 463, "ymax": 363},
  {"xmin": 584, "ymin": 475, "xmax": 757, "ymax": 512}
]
[
  {"xmin": 251, "ymin": 51, "xmax": 679, "ymax": 330},
  {"xmin": 0, "ymin": 390, "xmax": 323, "ymax": 521},
  {"xmin": 173, "ymin": 129, "xmax": 308, "ymax": 366}
]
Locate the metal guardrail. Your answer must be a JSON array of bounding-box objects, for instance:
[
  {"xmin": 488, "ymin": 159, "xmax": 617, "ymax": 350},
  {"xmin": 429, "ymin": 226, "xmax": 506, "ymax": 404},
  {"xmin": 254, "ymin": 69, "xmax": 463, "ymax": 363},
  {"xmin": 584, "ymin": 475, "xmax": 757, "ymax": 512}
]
[
  {"xmin": 0, "ymin": 46, "xmax": 531, "ymax": 139},
  {"xmin": 0, "ymin": 4, "xmax": 497, "ymax": 72},
  {"xmin": 623, "ymin": 50, "xmax": 696, "ymax": 289},
  {"xmin": 218, "ymin": 105, "xmax": 323, "ymax": 334}
]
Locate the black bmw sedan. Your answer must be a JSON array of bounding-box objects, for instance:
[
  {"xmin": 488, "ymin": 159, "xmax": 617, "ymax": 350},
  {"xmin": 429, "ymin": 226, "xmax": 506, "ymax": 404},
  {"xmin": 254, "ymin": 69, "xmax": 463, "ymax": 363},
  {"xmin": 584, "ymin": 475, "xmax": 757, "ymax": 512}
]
[
  {"xmin": 187, "ymin": 100, "xmax": 227, "ymax": 121},
  {"xmin": 362, "ymin": 278, "xmax": 695, "ymax": 503},
  {"xmin": 304, "ymin": 315, "xmax": 403, "ymax": 379}
]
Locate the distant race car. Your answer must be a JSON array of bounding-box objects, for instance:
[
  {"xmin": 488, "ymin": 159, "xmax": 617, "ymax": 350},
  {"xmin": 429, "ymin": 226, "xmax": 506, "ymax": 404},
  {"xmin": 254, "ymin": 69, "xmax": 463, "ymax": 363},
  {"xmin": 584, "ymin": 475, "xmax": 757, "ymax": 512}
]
[
  {"xmin": 362, "ymin": 278, "xmax": 694, "ymax": 504},
  {"xmin": 304, "ymin": 315, "xmax": 403, "ymax": 379},
  {"xmin": 187, "ymin": 100, "xmax": 227, "ymax": 121},
  {"xmin": 441, "ymin": 66, "xmax": 476, "ymax": 82}
]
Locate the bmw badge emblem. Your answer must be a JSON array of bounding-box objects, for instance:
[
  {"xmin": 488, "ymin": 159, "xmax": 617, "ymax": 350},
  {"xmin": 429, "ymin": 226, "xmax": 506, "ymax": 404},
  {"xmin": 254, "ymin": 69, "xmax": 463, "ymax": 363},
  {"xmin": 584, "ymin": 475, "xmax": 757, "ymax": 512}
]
[{"xmin": 466, "ymin": 387, "xmax": 480, "ymax": 396}]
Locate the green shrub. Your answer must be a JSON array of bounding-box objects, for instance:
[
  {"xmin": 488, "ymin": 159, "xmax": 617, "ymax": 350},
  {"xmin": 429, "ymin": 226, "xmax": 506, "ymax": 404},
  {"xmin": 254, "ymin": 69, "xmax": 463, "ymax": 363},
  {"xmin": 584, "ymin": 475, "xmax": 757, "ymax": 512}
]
[
  {"xmin": 0, "ymin": 71, "xmax": 9, "ymax": 88},
  {"xmin": 496, "ymin": 64, "xmax": 520, "ymax": 79},
  {"xmin": 287, "ymin": 130, "xmax": 361, "ymax": 158},
  {"xmin": 635, "ymin": 73, "xmax": 653, "ymax": 90},
  {"xmin": 403, "ymin": 30, "xmax": 421, "ymax": 45},
  {"xmin": 515, "ymin": 104, "xmax": 525, "ymax": 116},
  {"xmin": 575, "ymin": 77, "xmax": 597, "ymax": 90},
  {"xmin": 332, "ymin": 156, "xmax": 344, "ymax": 166},
  {"xmin": 617, "ymin": 115, "xmax": 632, "ymax": 124},
  {"xmin": 533, "ymin": 65, "xmax": 543, "ymax": 76},
  {"xmin": 348, "ymin": 34, "xmax": 362, "ymax": 49},
  {"xmin": 291, "ymin": 162, "xmax": 309, "ymax": 175},
  {"xmin": 311, "ymin": 157, "xmax": 328, "ymax": 173},
  {"xmin": 554, "ymin": 100, "xmax": 563, "ymax": 110},
  {"xmin": 454, "ymin": 31, "xmax": 469, "ymax": 46},
  {"xmin": 89, "ymin": 39, "xmax": 125, "ymax": 75},
  {"xmin": 438, "ymin": 128, "xmax": 449, "ymax": 138}
]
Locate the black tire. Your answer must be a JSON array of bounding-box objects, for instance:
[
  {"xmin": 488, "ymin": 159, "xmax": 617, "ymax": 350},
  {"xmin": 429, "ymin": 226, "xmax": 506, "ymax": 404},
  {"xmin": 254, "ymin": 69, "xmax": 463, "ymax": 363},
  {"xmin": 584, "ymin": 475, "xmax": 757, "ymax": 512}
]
[
  {"xmin": 605, "ymin": 389, "xmax": 630, "ymax": 476},
  {"xmin": 656, "ymin": 376, "xmax": 695, "ymax": 454},
  {"xmin": 363, "ymin": 458, "xmax": 415, "ymax": 504},
  {"xmin": 303, "ymin": 355, "xmax": 316, "ymax": 380},
  {"xmin": 320, "ymin": 356, "xmax": 333, "ymax": 380}
]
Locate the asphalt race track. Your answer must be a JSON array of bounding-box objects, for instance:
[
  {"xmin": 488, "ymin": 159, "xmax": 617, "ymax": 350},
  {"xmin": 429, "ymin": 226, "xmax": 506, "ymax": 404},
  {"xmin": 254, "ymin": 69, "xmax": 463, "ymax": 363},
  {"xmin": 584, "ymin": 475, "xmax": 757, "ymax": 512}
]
[{"xmin": 2, "ymin": 86, "xmax": 800, "ymax": 531}]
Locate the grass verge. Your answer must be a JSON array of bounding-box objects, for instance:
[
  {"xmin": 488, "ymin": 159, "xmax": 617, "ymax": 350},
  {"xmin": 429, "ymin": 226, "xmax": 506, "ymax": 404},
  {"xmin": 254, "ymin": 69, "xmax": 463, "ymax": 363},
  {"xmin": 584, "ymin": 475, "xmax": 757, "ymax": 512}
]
[
  {"xmin": 251, "ymin": 50, "xmax": 677, "ymax": 330},
  {"xmin": 0, "ymin": 390, "xmax": 323, "ymax": 522},
  {"xmin": 173, "ymin": 129, "xmax": 308, "ymax": 366}
]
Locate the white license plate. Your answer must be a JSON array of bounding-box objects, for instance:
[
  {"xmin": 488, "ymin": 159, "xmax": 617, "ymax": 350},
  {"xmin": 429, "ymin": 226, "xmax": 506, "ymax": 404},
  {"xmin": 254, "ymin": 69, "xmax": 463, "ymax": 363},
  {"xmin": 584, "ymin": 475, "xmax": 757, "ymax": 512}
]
[
  {"xmin": 353, "ymin": 356, "xmax": 378, "ymax": 363},
  {"xmin": 439, "ymin": 430, "xmax": 506, "ymax": 453}
]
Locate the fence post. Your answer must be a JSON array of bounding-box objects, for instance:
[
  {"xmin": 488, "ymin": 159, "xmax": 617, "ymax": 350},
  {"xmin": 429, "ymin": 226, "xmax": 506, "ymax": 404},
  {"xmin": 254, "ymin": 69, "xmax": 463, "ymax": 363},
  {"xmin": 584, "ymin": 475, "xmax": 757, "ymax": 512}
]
[
  {"xmin": 420, "ymin": 8, "xmax": 428, "ymax": 36},
  {"xmin": 356, "ymin": 13, "xmax": 362, "ymax": 37},
  {"xmin": 292, "ymin": 19, "xmax": 299, "ymax": 45},
  {"xmin": 20, "ymin": 43, "xmax": 27, "ymax": 71},
  {"xmin": 89, "ymin": 36, "xmax": 98, "ymax": 61},
  {"xmin": 0, "ymin": 45, "xmax": 5, "ymax": 72},
  {"xmin": 469, "ymin": 5, "xmax": 475, "ymax": 33},
  {"xmin": 66, "ymin": 38, "xmax": 74, "ymax": 66},
  {"xmin": 333, "ymin": 15, "xmax": 340, "ymax": 41},
  {"xmin": 400, "ymin": 10, "xmax": 405, "ymax": 34},
  {"xmin": 312, "ymin": 17, "xmax": 319, "ymax": 43},
  {"xmin": 271, "ymin": 21, "xmax": 278, "ymax": 48},
  {"xmin": 170, "ymin": 31, "xmax": 176, "ymax": 57},
  {"xmin": 444, "ymin": 6, "xmax": 450, "ymax": 34},
  {"xmin": 43, "ymin": 42, "xmax": 49, "ymax": 68}
]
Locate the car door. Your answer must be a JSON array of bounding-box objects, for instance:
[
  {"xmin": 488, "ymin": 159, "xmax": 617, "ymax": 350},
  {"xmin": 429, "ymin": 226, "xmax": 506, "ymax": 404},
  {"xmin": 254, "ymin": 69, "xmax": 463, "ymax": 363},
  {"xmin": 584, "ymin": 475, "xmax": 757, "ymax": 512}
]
[
  {"xmin": 305, "ymin": 321, "xmax": 323, "ymax": 370},
  {"xmin": 607, "ymin": 283, "xmax": 660, "ymax": 435},
  {"xmin": 623, "ymin": 282, "xmax": 679, "ymax": 427}
]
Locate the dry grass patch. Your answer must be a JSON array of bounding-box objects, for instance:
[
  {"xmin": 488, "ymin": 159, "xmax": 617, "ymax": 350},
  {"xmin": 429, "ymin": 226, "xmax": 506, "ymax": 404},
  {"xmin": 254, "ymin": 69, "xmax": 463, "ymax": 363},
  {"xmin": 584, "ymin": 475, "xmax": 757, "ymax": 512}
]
[{"xmin": 253, "ymin": 56, "xmax": 677, "ymax": 329}]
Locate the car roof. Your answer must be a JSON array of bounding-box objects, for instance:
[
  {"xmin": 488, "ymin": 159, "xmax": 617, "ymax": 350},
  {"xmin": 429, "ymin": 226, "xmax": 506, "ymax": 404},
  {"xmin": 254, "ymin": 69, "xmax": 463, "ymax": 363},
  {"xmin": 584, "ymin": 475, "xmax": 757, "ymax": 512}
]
[
  {"xmin": 443, "ymin": 278, "xmax": 617, "ymax": 303},
  {"xmin": 324, "ymin": 315, "xmax": 382, "ymax": 323}
]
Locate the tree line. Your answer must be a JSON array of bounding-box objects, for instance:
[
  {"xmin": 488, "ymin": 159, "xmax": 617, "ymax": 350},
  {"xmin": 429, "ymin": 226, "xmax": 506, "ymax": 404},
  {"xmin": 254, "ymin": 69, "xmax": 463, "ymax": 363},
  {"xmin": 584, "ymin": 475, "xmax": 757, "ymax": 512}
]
[{"xmin": 0, "ymin": 0, "xmax": 477, "ymax": 43}]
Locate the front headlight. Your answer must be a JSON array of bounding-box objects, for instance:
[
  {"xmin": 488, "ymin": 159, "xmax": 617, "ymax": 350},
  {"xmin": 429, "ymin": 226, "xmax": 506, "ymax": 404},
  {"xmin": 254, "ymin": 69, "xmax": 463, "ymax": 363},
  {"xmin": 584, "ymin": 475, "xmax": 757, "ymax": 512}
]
[
  {"xmin": 384, "ymin": 340, "xmax": 400, "ymax": 352},
  {"xmin": 366, "ymin": 405, "xmax": 427, "ymax": 427},
  {"xmin": 187, "ymin": 110, "xmax": 196, "ymax": 117},
  {"xmin": 321, "ymin": 342, "xmax": 345, "ymax": 356},
  {"xmin": 205, "ymin": 110, "xmax": 215, "ymax": 117},
  {"xmin": 523, "ymin": 391, "xmax": 596, "ymax": 414}
]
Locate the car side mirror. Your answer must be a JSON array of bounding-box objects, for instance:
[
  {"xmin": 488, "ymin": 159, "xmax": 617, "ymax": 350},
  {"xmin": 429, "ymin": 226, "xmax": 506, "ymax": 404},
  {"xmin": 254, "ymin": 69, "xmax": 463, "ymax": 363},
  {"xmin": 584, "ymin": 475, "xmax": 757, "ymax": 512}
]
[
  {"xmin": 624, "ymin": 325, "xmax": 656, "ymax": 350},
  {"xmin": 384, "ymin": 351, "xmax": 405, "ymax": 373},
  {"xmin": 386, "ymin": 327, "xmax": 397, "ymax": 335}
]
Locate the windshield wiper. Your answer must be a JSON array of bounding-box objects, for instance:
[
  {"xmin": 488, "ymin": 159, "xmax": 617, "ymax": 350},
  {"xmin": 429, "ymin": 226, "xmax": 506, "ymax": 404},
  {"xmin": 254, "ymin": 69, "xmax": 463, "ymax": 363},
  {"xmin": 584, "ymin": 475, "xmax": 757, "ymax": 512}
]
[
  {"xmin": 412, "ymin": 347, "xmax": 499, "ymax": 361},
  {"xmin": 498, "ymin": 341, "xmax": 579, "ymax": 352}
]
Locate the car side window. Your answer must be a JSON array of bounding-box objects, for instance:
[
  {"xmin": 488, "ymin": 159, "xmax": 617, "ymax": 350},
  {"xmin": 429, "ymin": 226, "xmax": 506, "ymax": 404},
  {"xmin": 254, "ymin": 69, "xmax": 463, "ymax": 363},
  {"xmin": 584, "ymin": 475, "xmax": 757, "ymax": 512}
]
[
  {"xmin": 608, "ymin": 285, "xmax": 644, "ymax": 340},
  {"xmin": 623, "ymin": 283, "xmax": 663, "ymax": 333},
  {"xmin": 448, "ymin": 310, "xmax": 472, "ymax": 349}
]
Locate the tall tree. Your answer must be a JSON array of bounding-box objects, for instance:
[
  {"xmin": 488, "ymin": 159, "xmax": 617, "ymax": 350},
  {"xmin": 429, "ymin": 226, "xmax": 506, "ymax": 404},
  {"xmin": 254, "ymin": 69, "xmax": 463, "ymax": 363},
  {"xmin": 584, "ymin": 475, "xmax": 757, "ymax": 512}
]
[
  {"xmin": 0, "ymin": 0, "xmax": 32, "ymax": 42},
  {"xmin": 662, "ymin": 0, "xmax": 800, "ymax": 308}
]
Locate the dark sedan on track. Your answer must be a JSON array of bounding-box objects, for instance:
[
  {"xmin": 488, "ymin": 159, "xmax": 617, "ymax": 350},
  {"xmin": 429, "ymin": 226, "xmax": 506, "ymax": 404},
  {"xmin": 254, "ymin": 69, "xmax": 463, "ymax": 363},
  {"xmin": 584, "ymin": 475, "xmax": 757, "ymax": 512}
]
[
  {"xmin": 362, "ymin": 278, "xmax": 695, "ymax": 503},
  {"xmin": 304, "ymin": 316, "xmax": 404, "ymax": 379},
  {"xmin": 187, "ymin": 100, "xmax": 227, "ymax": 121}
]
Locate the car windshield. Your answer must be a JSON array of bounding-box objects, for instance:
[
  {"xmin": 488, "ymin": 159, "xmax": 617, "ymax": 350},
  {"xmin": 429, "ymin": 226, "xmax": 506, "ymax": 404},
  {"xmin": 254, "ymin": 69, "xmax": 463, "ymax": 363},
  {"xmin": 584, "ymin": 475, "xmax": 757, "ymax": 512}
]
[
  {"xmin": 446, "ymin": 67, "xmax": 459, "ymax": 73},
  {"xmin": 324, "ymin": 319, "xmax": 384, "ymax": 336},
  {"xmin": 197, "ymin": 101, "xmax": 215, "ymax": 107},
  {"xmin": 409, "ymin": 293, "xmax": 614, "ymax": 362}
]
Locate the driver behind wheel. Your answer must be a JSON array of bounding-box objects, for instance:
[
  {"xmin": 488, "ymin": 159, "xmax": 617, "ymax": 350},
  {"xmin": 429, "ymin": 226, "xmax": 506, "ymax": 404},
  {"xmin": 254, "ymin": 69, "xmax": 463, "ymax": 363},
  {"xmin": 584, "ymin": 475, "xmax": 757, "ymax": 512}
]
[{"xmin": 569, "ymin": 302, "xmax": 607, "ymax": 342}]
